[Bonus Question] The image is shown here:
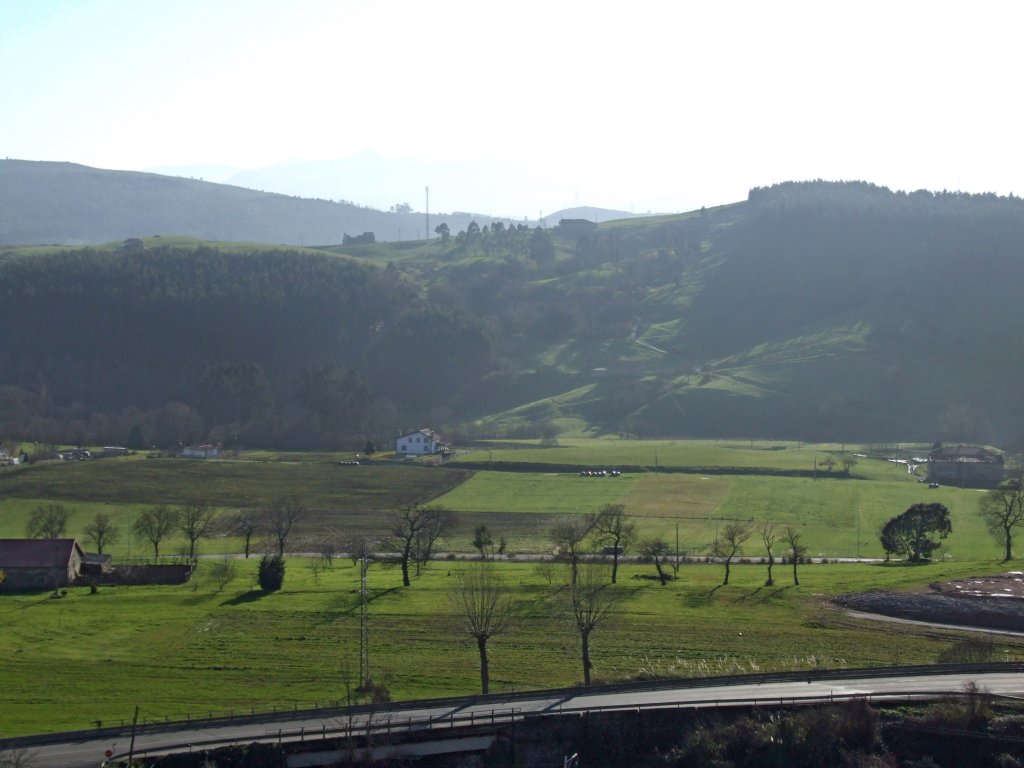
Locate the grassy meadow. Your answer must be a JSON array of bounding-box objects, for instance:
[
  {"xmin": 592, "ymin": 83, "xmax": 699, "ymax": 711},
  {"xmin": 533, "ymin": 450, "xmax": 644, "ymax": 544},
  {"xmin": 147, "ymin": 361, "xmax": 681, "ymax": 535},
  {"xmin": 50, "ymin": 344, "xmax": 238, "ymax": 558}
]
[
  {"xmin": 2, "ymin": 557, "xmax": 1023, "ymax": 736},
  {"xmin": 0, "ymin": 439, "xmax": 1021, "ymax": 735}
]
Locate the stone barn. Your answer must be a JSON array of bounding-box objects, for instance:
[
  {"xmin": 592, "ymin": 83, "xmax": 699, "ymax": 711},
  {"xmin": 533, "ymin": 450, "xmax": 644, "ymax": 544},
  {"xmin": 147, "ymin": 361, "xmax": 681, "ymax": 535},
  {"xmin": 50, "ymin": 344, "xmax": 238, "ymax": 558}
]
[
  {"xmin": 926, "ymin": 445, "xmax": 1005, "ymax": 488},
  {"xmin": 0, "ymin": 539, "xmax": 85, "ymax": 591}
]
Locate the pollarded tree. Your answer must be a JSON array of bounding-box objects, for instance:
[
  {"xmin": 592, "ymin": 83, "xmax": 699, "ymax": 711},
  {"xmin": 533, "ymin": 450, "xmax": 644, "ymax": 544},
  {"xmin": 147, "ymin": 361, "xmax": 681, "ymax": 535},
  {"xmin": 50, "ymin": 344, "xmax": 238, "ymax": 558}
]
[
  {"xmin": 590, "ymin": 504, "xmax": 635, "ymax": 584},
  {"xmin": 880, "ymin": 502, "xmax": 952, "ymax": 562},
  {"xmin": 448, "ymin": 563, "xmax": 514, "ymax": 694},
  {"xmin": 978, "ymin": 481, "xmax": 1024, "ymax": 562},
  {"xmin": 564, "ymin": 563, "xmax": 622, "ymax": 686}
]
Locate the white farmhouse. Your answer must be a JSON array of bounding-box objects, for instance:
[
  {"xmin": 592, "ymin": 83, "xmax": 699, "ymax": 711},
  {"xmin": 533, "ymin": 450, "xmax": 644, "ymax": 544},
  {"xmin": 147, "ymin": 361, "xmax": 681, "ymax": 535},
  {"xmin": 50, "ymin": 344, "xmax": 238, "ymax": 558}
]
[{"xmin": 395, "ymin": 429, "xmax": 447, "ymax": 457}]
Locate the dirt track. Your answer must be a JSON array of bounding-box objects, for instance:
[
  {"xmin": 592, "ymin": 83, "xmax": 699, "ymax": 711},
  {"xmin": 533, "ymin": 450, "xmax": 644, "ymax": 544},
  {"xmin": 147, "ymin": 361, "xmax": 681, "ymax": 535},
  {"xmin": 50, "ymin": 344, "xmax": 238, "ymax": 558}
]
[{"xmin": 833, "ymin": 572, "xmax": 1024, "ymax": 634}]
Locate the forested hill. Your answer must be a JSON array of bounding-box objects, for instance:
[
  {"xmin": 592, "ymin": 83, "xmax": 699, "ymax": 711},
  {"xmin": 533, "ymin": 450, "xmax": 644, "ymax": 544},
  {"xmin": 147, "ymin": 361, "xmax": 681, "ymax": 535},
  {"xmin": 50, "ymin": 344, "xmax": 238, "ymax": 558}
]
[
  {"xmin": 0, "ymin": 244, "xmax": 494, "ymax": 449},
  {"xmin": 3, "ymin": 180, "xmax": 1024, "ymax": 450},
  {"xmin": 0, "ymin": 159, "xmax": 494, "ymax": 245}
]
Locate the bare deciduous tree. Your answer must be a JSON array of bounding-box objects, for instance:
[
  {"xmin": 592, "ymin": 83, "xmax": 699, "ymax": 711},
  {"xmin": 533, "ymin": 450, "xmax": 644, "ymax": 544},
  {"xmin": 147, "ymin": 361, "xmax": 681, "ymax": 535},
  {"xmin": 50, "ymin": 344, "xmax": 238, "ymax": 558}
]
[
  {"xmin": 225, "ymin": 507, "xmax": 264, "ymax": 558},
  {"xmin": 638, "ymin": 537, "xmax": 672, "ymax": 585},
  {"xmin": 384, "ymin": 505, "xmax": 455, "ymax": 586},
  {"xmin": 133, "ymin": 505, "xmax": 178, "ymax": 559},
  {"xmin": 449, "ymin": 563, "xmax": 514, "ymax": 694},
  {"xmin": 0, "ymin": 742, "xmax": 36, "ymax": 768},
  {"xmin": 782, "ymin": 525, "xmax": 807, "ymax": 586},
  {"xmin": 590, "ymin": 504, "xmax": 635, "ymax": 584},
  {"xmin": 564, "ymin": 563, "xmax": 621, "ymax": 685},
  {"xmin": 178, "ymin": 501, "xmax": 217, "ymax": 561},
  {"xmin": 711, "ymin": 522, "xmax": 750, "ymax": 586},
  {"xmin": 979, "ymin": 481, "xmax": 1024, "ymax": 562},
  {"xmin": 266, "ymin": 496, "xmax": 305, "ymax": 557},
  {"xmin": 83, "ymin": 511, "xmax": 119, "ymax": 554},
  {"xmin": 208, "ymin": 556, "xmax": 236, "ymax": 592},
  {"xmin": 760, "ymin": 524, "xmax": 777, "ymax": 586},
  {"xmin": 549, "ymin": 516, "xmax": 595, "ymax": 585},
  {"xmin": 26, "ymin": 504, "xmax": 69, "ymax": 539}
]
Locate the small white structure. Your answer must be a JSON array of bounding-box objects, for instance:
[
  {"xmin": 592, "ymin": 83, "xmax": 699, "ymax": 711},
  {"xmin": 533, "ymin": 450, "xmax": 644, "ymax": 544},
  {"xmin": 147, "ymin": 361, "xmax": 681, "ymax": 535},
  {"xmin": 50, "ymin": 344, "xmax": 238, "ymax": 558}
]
[
  {"xmin": 182, "ymin": 444, "xmax": 222, "ymax": 459},
  {"xmin": 395, "ymin": 429, "xmax": 447, "ymax": 456}
]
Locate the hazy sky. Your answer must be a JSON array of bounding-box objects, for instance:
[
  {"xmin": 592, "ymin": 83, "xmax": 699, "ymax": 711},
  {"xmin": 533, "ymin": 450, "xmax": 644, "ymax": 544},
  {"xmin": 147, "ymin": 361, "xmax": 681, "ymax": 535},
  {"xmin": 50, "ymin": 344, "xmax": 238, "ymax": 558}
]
[{"xmin": 3, "ymin": 0, "xmax": 1021, "ymax": 217}]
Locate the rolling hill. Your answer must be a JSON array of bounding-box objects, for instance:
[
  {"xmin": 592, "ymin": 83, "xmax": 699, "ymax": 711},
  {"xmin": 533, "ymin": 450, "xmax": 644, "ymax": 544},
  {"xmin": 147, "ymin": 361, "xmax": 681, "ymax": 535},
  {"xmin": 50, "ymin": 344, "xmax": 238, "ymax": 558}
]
[
  {"xmin": 0, "ymin": 159, "xmax": 492, "ymax": 246},
  {"xmin": 2, "ymin": 178, "xmax": 1023, "ymax": 449}
]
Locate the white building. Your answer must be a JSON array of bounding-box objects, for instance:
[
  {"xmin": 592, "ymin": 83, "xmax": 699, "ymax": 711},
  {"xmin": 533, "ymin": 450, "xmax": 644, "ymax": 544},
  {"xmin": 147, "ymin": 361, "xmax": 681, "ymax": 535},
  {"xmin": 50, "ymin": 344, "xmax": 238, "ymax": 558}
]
[
  {"xmin": 182, "ymin": 444, "xmax": 222, "ymax": 459},
  {"xmin": 395, "ymin": 429, "xmax": 447, "ymax": 456}
]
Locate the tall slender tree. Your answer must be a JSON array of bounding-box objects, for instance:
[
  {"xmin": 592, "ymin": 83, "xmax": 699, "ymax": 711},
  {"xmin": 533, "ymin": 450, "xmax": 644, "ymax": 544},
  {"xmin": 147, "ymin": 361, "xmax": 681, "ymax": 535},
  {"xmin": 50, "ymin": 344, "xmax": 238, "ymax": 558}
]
[
  {"xmin": 590, "ymin": 504, "xmax": 635, "ymax": 584},
  {"xmin": 565, "ymin": 564, "xmax": 621, "ymax": 686},
  {"xmin": 449, "ymin": 564, "xmax": 514, "ymax": 694},
  {"xmin": 760, "ymin": 524, "xmax": 777, "ymax": 586},
  {"xmin": 782, "ymin": 526, "xmax": 806, "ymax": 586}
]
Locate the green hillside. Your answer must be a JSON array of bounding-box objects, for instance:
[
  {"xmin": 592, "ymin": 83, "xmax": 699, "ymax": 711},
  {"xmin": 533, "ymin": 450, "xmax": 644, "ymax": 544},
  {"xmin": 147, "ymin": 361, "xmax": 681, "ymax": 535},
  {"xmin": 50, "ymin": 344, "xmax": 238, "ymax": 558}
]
[{"xmin": 2, "ymin": 179, "xmax": 1023, "ymax": 448}]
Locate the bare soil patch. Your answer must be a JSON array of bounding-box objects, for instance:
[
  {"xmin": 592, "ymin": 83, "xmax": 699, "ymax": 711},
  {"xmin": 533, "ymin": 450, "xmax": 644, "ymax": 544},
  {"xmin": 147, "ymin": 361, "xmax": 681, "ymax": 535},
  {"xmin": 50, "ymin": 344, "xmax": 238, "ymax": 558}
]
[{"xmin": 834, "ymin": 571, "xmax": 1024, "ymax": 633}]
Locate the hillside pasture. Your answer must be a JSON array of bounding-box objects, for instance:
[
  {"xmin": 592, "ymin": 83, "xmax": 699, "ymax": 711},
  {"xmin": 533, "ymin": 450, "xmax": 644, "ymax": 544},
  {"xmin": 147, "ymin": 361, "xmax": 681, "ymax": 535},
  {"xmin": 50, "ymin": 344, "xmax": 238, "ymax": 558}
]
[
  {"xmin": 0, "ymin": 441, "xmax": 1020, "ymax": 737},
  {"xmin": 0, "ymin": 459, "xmax": 469, "ymax": 558},
  {"xmin": 1, "ymin": 556, "xmax": 1022, "ymax": 736}
]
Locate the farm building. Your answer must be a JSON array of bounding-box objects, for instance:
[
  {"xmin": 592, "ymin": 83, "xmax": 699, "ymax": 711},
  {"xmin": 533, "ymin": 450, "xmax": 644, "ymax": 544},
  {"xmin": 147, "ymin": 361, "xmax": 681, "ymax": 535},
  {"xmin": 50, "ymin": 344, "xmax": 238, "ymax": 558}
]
[
  {"xmin": 0, "ymin": 538, "xmax": 85, "ymax": 591},
  {"xmin": 395, "ymin": 428, "xmax": 448, "ymax": 456},
  {"xmin": 182, "ymin": 444, "xmax": 221, "ymax": 458},
  {"xmin": 926, "ymin": 445, "xmax": 1005, "ymax": 488}
]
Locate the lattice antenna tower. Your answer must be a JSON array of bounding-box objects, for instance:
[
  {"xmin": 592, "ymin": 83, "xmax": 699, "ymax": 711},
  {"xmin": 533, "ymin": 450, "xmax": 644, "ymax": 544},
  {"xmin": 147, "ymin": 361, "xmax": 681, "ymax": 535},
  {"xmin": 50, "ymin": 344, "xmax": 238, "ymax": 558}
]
[{"xmin": 359, "ymin": 542, "xmax": 371, "ymax": 687}]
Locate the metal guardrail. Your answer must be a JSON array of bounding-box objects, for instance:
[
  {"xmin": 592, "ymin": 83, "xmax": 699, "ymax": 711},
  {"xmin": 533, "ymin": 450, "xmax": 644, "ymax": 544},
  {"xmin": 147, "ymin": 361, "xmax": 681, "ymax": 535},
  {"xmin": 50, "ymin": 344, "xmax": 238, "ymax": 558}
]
[
  {"xmin": 6, "ymin": 662, "xmax": 1024, "ymax": 751},
  {"xmin": 101, "ymin": 685, "xmax": 1024, "ymax": 767}
]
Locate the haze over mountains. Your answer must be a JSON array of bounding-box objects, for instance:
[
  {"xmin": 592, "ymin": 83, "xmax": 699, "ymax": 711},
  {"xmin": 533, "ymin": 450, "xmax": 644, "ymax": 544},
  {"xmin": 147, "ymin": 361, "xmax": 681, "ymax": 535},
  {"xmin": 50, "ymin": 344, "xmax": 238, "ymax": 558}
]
[
  {"xmin": 2, "ymin": 162, "xmax": 1022, "ymax": 451},
  {"xmin": 150, "ymin": 153, "xmax": 641, "ymax": 224},
  {"xmin": 0, "ymin": 159, "xmax": 636, "ymax": 246}
]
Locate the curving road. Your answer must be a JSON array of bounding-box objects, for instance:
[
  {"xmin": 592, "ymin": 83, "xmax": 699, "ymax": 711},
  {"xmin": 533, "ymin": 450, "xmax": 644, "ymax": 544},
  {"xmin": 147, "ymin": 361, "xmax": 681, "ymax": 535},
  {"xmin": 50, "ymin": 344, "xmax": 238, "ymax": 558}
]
[{"xmin": 11, "ymin": 667, "xmax": 1024, "ymax": 767}]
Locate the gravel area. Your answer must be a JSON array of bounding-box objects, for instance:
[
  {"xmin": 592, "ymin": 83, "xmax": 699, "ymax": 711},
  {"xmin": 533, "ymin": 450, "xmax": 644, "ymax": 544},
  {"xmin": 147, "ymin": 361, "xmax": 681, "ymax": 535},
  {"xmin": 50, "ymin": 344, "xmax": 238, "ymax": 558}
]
[{"xmin": 833, "ymin": 572, "xmax": 1024, "ymax": 633}]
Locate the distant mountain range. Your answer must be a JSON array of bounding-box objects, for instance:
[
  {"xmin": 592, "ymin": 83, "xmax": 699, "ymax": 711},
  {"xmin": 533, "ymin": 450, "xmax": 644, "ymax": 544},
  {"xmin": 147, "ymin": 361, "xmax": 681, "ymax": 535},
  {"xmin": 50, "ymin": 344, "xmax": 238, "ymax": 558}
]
[
  {"xmin": 0, "ymin": 159, "xmax": 638, "ymax": 246},
  {"xmin": 149, "ymin": 152, "xmax": 644, "ymax": 224}
]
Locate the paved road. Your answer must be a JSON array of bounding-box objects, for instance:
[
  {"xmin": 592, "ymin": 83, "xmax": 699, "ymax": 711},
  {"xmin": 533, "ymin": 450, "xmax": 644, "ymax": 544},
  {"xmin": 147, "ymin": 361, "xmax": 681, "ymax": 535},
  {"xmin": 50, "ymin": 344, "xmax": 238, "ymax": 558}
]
[{"xmin": 14, "ymin": 668, "xmax": 1024, "ymax": 767}]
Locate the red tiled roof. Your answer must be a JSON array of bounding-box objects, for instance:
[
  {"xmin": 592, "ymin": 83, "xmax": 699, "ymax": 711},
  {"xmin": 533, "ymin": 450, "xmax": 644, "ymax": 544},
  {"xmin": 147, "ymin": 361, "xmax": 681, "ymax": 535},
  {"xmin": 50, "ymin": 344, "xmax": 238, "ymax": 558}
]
[{"xmin": 0, "ymin": 539, "xmax": 83, "ymax": 568}]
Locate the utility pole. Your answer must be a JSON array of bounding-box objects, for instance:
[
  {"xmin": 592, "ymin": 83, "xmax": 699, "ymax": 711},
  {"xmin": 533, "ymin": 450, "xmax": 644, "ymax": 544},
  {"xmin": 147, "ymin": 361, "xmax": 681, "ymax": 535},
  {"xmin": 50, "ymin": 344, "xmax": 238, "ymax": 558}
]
[
  {"xmin": 425, "ymin": 187, "xmax": 430, "ymax": 241},
  {"xmin": 127, "ymin": 705, "xmax": 139, "ymax": 766},
  {"xmin": 856, "ymin": 510, "xmax": 861, "ymax": 559}
]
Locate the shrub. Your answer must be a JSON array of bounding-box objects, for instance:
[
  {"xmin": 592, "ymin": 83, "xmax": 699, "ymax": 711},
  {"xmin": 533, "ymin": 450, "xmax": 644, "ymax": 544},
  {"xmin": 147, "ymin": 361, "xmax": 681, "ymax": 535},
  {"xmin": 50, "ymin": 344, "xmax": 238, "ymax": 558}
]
[{"xmin": 258, "ymin": 555, "xmax": 285, "ymax": 592}]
